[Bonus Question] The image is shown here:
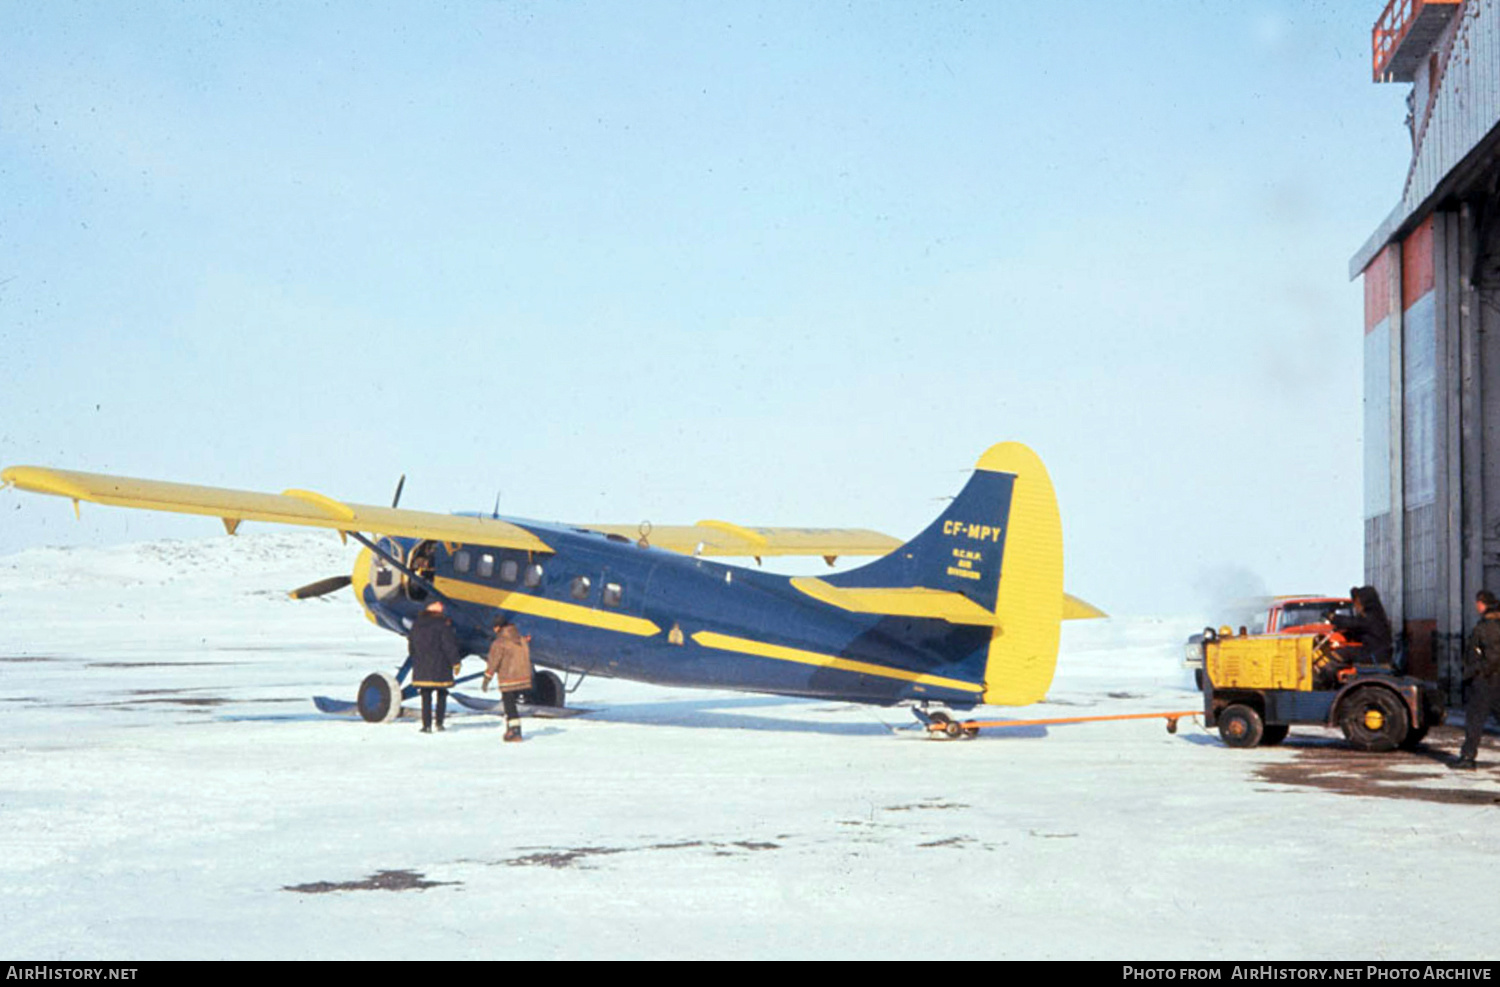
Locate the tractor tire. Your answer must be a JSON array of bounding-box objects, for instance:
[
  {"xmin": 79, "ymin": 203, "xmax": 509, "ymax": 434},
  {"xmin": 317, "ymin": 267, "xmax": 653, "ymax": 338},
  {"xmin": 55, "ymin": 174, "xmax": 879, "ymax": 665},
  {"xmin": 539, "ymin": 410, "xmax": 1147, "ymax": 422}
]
[
  {"xmin": 1219, "ymin": 704, "xmax": 1264, "ymax": 748},
  {"xmin": 1339, "ymin": 687, "xmax": 1409, "ymax": 752},
  {"xmin": 1398, "ymin": 722, "xmax": 1430, "ymax": 751},
  {"xmin": 1260, "ymin": 724, "xmax": 1290, "ymax": 746}
]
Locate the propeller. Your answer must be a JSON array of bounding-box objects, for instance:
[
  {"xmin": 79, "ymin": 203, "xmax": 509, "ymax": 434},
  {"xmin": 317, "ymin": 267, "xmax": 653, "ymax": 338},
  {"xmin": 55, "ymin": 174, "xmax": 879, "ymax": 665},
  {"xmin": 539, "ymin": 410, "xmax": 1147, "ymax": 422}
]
[
  {"xmin": 288, "ymin": 574, "xmax": 353, "ymax": 600},
  {"xmin": 392, "ymin": 474, "xmax": 406, "ymax": 509}
]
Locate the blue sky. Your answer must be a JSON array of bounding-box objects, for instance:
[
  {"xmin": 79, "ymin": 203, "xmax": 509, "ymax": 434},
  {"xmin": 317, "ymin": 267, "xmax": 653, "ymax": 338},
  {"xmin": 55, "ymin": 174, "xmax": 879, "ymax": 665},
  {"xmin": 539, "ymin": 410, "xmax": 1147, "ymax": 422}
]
[{"xmin": 0, "ymin": 1, "xmax": 1411, "ymax": 614}]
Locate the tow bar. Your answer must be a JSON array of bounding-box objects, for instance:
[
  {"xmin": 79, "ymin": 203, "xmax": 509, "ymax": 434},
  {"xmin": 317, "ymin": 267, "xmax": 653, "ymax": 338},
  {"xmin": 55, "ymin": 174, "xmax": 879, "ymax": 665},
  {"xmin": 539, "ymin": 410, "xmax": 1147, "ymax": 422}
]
[{"xmin": 913, "ymin": 707, "xmax": 1201, "ymax": 740}]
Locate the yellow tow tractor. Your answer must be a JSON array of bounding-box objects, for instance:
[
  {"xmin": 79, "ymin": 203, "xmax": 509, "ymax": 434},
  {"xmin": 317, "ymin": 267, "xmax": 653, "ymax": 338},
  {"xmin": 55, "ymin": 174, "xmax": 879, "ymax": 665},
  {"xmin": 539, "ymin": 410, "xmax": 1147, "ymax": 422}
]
[{"xmin": 1199, "ymin": 626, "xmax": 1444, "ymax": 750}]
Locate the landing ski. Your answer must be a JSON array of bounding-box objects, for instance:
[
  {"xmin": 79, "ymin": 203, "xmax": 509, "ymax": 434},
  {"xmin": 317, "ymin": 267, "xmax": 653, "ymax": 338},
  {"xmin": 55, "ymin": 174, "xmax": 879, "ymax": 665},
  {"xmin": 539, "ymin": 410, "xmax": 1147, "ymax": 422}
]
[
  {"xmin": 450, "ymin": 691, "xmax": 590, "ymax": 718},
  {"xmin": 312, "ymin": 695, "xmax": 359, "ymax": 716}
]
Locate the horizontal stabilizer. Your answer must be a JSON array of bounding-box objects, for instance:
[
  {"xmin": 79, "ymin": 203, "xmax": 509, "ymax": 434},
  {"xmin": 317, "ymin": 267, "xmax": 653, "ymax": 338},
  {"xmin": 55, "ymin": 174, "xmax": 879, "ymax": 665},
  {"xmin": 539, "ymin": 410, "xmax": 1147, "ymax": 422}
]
[
  {"xmin": 793, "ymin": 578, "xmax": 1107, "ymax": 625},
  {"xmin": 1063, "ymin": 594, "xmax": 1107, "ymax": 620},
  {"xmin": 790, "ymin": 578, "xmax": 1002, "ymax": 626}
]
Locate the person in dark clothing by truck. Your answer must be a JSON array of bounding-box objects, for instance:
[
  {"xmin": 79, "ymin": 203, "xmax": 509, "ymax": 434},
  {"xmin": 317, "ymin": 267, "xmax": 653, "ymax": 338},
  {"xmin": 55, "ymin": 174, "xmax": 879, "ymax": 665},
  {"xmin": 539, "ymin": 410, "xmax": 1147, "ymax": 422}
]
[
  {"xmin": 1452, "ymin": 590, "xmax": 1500, "ymax": 770},
  {"xmin": 408, "ymin": 600, "xmax": 462, "ymax": 733},
  {"xmin": 1329, "ymin": 585, "xmax": 1394, "ymax": 666}
]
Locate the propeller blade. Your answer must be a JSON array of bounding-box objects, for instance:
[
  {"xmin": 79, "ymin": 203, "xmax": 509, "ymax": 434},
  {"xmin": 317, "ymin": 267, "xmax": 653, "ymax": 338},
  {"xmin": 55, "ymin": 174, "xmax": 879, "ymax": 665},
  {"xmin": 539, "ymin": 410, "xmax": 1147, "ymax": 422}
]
[
  {"xmin": 288, "ymin": 575, "xmax": 353, "ymax": 600},
  {"xmin": 391, "ymin": 474, "xmax": 406, "ymax": 509}
]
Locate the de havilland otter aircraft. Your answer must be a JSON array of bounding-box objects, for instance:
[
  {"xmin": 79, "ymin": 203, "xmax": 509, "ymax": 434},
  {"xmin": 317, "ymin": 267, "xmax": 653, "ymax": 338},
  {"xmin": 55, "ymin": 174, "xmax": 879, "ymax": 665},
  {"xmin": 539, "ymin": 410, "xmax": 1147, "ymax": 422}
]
[{"xmin": 1, "ymin": 442, "xmax": 1104, "ymax": 727}]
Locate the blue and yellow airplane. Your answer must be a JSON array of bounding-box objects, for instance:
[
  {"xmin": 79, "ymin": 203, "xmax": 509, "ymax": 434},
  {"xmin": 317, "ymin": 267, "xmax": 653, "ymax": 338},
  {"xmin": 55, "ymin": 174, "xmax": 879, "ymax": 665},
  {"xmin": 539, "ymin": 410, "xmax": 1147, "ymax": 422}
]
[{"xmin": 0, "ymin": 442, "xmax": 1103, "ymax": 725}]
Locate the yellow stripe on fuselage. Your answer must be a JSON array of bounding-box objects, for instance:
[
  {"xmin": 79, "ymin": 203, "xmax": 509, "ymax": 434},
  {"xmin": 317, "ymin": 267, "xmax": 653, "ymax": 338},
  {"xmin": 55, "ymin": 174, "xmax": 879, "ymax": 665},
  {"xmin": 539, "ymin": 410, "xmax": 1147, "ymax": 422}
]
[
  {"xmin": 690, "ymin": 631, "xmax": 983, "ymax": 695},
  {"xmin": 434, "ymin": 577, "xmax": 662, "ymax": 638}
]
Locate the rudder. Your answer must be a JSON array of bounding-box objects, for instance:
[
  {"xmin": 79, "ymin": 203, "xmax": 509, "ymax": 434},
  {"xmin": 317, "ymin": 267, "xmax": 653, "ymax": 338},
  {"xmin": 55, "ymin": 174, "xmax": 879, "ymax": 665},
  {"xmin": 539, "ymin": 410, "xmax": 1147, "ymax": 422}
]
[{"xmin": 978, "ymin": 443, "xmax": 1063, "ymax": 705}]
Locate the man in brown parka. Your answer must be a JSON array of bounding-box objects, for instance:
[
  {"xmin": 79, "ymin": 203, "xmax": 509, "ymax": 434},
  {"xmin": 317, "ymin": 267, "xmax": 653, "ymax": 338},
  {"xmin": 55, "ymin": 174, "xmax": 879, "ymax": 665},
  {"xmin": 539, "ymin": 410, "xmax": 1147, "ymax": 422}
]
[{"xmin": 483, "ymin": 617, "xmax": 533, "ymax": 742}]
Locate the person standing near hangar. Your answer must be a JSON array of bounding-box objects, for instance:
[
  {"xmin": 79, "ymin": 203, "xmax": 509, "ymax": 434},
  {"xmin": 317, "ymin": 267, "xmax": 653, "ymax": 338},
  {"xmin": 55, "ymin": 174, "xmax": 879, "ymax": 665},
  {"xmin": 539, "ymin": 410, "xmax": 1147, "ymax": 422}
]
[{"xmin": 1453, "ymin": 590, "xmax": 1500, "ymax": 770}]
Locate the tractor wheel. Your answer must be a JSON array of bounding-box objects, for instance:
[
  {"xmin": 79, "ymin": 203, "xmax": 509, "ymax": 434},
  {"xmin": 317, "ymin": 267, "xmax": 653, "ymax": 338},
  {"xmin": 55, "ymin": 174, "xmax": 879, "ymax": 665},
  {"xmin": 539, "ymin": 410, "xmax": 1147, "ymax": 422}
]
[
  {"xmin": 356, "ymin": 671, "xmax": 403, "ymax": 724},
  {"xmin": 1219, "ymin": 704, "xmax": 1264, "ymax": 748},
  {"xmin": 1339, "ymin": 687, "xmax": 1409, "ymax": 752},
  {"xmin": 1260, "ymin": 724, "xmax": 1290, "ymax": 746},
  {"xmin": 1398, "ymin": 722, "xmax": 1430, "ymax": 751}
]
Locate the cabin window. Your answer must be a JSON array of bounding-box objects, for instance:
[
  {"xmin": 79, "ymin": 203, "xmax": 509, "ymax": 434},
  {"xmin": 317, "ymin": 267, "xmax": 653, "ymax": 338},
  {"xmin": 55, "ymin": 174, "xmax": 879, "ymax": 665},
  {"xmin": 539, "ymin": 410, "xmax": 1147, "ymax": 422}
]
[
  {"xmin": 453, "ymin": 550, "xmax": 472, "ymax": 574},
  {"xmin": 479, "ymin": 553, "xmax": 495, "ymax": 578},
  {"xmin": 570, "ymin": 575, "xmax": 592, "ymax": 601},
  {"xmin": 603, "ymin": 581, "xmax": 623, "ymax": 607},
  {"xmin": 524, "ymin": 563, "xmax": 544, "ymax": 588},
  {"xmin": 500, "ymin": 559, "xmax": 519, "ymax": 583}
]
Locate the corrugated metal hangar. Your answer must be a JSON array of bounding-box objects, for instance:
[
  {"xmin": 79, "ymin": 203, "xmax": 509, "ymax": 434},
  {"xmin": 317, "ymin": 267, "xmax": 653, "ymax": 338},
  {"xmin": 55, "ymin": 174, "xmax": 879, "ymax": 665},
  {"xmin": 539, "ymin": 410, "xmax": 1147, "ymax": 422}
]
[{"xmin": 1353, "ymin": 0, "xmax": 1500, "ymax": 698}]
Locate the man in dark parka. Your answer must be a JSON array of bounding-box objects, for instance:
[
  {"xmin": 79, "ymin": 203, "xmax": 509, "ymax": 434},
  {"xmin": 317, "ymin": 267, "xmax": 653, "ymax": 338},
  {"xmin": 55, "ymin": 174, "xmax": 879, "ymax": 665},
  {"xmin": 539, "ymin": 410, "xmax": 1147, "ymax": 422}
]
[
  {"xmin": 1454, "ymin": 590, "xmax": 1500, "ymax": 769},
  {"xmin": 408, "ymin": 600, "xmax": 462, "ymax": 733}
]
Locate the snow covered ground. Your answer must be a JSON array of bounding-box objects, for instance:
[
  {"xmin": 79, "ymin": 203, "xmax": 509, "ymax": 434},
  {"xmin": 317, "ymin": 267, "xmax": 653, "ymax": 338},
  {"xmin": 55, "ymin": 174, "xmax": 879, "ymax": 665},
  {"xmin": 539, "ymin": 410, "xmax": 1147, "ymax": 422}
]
[{"xmin": 0, "ymin": 533, "xmax": 1496, "ymax": 960}]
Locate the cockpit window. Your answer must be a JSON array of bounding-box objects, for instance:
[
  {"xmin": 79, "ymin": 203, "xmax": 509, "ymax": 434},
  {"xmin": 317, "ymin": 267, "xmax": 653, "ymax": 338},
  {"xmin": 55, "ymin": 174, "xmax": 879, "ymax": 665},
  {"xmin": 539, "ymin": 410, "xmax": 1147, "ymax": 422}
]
[
  {"xmin": 603, "ymin": 582, "xmax": 623, "ymax": 607},
  {"xmin": 570, "ymin": 575, "xmax": 592, "ymax": 601}
]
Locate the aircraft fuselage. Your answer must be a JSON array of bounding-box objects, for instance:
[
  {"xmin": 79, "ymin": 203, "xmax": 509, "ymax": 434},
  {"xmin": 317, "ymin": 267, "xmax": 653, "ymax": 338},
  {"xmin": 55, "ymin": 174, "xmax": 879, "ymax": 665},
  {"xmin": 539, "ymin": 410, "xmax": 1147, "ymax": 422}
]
[{"xmin": 357, "ymin": 524, "xmax": 989, "ymax": 709}]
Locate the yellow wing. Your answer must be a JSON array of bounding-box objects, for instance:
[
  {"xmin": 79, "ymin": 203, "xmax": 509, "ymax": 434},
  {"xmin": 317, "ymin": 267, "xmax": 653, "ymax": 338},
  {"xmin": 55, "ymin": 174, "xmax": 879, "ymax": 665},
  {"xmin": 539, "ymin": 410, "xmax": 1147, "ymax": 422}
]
[
  {"xmin": 583, "ymin": 520, "xmax": 902, "ymax": 560},
  {"xmin": 0, "ymin": 466, "xmax": 553, "ymax": 553}
]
